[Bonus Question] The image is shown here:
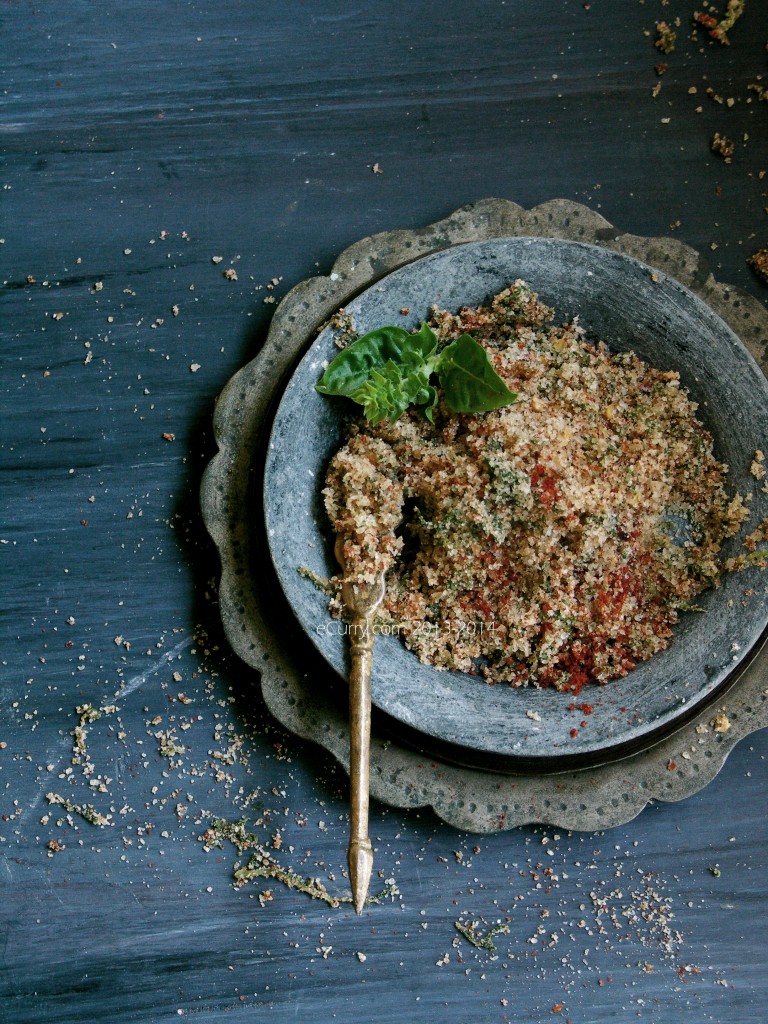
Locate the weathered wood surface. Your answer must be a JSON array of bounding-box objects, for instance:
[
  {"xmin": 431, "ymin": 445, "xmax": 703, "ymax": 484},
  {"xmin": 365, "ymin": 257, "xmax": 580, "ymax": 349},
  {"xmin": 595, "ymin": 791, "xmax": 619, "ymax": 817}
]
[{"xmin": 2, "ymin": 3, "xmax": 767, "ymax": 1022}]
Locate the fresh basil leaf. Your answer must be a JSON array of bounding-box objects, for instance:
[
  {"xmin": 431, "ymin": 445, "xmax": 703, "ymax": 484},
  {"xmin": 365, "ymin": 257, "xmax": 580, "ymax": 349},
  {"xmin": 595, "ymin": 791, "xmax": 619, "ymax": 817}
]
[
  {"xmin": 350, "ymin": 360, "xmax": 428, "ymax": 425},
  {"xmin": 316, "ymin": 323, "xmax": 437, "ymax": 397},
  {"xmin": 436, "ymin": 333, "xmax": 517, "ymax": 414},
  {"xmin": 411, "ymin": 321, "xmax": 439, "ymax": 361},
  {"xmin": 315, "ymin": 320, "xmax": 516, "ymax": 423}
]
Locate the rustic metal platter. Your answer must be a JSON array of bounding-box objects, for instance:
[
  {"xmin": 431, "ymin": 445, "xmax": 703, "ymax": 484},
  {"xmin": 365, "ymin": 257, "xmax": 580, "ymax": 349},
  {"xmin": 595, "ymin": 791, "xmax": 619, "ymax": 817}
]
[{"xmin": 201, "ymin": 198, "xmax": 768, "ymax": 831}]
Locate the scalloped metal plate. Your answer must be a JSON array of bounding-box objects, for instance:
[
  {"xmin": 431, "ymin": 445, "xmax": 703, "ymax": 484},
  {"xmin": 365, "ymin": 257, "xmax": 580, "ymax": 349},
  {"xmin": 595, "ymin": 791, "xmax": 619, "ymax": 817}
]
[{"xmin": 201, "ymin": 199, "xmax": 768, "ymax": 833}]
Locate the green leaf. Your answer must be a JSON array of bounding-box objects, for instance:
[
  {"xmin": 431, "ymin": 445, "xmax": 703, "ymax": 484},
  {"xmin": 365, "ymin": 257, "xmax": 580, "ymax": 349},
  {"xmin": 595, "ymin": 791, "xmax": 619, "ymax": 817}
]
[
  {"xmin": 436, "ymin": 334, "xmax": 517, "ymax": 414},
  {"xmin": 350, "ymin": 360, "xmax": 427, "ymax": 425},
  {"xmin": 417, "ymin": 384, "xmax": 439, "ymax": 423},
  {"xmin": 316, "ymin": 323, "xmax": 438, "ymax": 398},
  {"xmin": 315, "ymin": 321, "xmax": 516, "ymax": 424},
  {"xmin": 410, "ymin": 321, "xmax": 440, "ymax": 361}
]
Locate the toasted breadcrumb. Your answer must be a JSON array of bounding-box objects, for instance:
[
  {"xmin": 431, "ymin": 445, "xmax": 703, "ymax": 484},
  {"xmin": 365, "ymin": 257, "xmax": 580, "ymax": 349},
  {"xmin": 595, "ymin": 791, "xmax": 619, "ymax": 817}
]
[{"xmin": 323, "ymin": 283, "xmax": 754, "ymax": 692}]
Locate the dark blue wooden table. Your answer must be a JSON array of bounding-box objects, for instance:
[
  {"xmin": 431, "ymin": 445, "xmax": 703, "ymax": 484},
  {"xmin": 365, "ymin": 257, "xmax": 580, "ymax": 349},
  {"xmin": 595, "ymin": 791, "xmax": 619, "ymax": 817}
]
[{"xmin": 2, "ymin": 3, "xmax": 767, "ymax": 1022}]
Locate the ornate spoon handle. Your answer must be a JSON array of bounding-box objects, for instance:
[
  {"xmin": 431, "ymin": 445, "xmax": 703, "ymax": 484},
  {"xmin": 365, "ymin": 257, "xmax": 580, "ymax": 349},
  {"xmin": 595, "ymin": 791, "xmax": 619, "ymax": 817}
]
[
  {"xmin": 335, "ymin": 537, "xmax": 386, "ymax": 914},
  {"xmin": 347, "ymin": 613, "xmax": 374, "ymax": 914}
]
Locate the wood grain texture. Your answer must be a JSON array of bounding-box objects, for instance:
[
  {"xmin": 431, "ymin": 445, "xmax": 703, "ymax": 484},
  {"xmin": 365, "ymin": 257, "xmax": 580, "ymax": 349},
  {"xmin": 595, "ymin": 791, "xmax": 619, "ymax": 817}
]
[{"xmin": 2, "ymin": 2, "xmax": 767, "ymax": 1022}]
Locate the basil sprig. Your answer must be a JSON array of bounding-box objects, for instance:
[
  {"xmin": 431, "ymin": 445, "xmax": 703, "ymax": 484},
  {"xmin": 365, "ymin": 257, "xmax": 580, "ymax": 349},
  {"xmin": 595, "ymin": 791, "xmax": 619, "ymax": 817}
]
[{"xmin": 316, "ymin": 323, "xmax": 516, "ymax": 424}]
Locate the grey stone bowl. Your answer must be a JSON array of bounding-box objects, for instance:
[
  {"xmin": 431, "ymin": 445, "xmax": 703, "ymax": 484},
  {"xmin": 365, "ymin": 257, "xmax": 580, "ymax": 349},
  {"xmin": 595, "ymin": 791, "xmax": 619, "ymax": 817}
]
[{"xmin": 263, "ymin": 236, "xmax": 768, "ymax": 770}]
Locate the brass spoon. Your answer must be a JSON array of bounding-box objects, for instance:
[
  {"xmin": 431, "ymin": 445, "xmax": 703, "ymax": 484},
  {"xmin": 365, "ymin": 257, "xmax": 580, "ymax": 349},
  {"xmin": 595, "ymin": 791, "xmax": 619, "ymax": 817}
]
[{"xmin": 334, "ymin": 536, "xmax": 386, "ymax": 914}]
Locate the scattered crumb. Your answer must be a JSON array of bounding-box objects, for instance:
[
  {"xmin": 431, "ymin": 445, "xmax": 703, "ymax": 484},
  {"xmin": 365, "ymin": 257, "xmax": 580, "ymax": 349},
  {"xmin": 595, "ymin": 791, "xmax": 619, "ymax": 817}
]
[
  {"xmin": 201, "ymin": 817, "xmax": 398, "ymax": 908},
  {"xmin": 711, "ymin": 132, "xmax": 734, "ymax": 162},
  {"xmin": 654, "ymin": 21, "xmax": 677, "ymax": 54},
  {"xmin": 46, "ymin": 792, "xmax": 112, "ymax": 827},
  {"xmin": 454, "ymin": 918, "xmax": 510, "ymax": 952},
  {"xmin": 748, "ymin": 249, "xmax": 768, "ymax": 285},
  {"xmin": 693, "ymin": 1, "xmax": 745, "ymax": 46}
]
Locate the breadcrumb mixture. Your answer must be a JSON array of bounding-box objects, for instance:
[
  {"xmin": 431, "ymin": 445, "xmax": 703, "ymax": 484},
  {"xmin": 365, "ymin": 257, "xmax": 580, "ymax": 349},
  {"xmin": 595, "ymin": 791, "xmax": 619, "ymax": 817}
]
[{"xmin": 323, "ymin": 282, "xmax": 751, "ymax": 693}]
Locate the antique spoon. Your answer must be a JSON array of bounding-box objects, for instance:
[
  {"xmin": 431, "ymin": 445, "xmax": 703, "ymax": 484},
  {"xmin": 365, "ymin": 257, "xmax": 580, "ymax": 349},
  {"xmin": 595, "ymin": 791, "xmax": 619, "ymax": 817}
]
[{"xmin": 334, "ymin": 536, "xmax": 386, "ymax": 914}]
